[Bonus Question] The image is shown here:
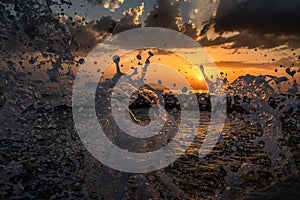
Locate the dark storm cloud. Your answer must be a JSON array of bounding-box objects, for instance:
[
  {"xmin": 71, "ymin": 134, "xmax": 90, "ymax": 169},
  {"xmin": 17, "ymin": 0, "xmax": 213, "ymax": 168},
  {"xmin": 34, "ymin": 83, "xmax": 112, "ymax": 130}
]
[
  {"xmin": 200, "ymin": 30, "xmax": 300, "ymax": 49},
  {"xmin": 92, "ymin": 16, "xmax": 117, "ymax": 33},
  {"xmin": 181, "ymin": 22, "xmax": 199, "ymax": 41},
  {"xmin": 214, "ymin": 0, "xmax": 300, "ymax": 35},
  {"xmin": 69, "ymin": 21, "xmax": 105, "ymax": 55},
  {"xmin": 144, "ymin": 0, "xmax": 181, "ymax": 31},
  {"xmin": 200, "ymin": 0, "xmax": 300, "ymax": 48}
]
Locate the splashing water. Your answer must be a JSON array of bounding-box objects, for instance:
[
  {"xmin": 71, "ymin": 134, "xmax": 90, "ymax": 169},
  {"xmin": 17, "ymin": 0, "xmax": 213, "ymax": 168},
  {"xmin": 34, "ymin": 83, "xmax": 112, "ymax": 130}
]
[
  {"xmin": 0, "ymin": 1, "xmax": 299, "ymax": 197},
  {"xmin": 1, "ymin": 48, "xmax": 299, "ymax": 198}
]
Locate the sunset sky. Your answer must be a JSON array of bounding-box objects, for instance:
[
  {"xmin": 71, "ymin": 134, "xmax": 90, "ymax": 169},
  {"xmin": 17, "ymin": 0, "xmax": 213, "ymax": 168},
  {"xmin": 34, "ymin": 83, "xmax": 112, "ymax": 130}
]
[
  {"xmin": 48, "ymin": 0, "xmax": 300, "ymax": 87},
  {"xmin": 2, "ymin": 0, "xmax": 299, "ymax": 93}
]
